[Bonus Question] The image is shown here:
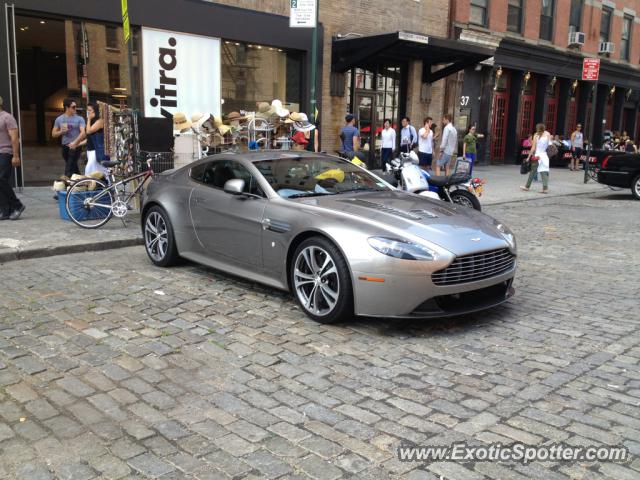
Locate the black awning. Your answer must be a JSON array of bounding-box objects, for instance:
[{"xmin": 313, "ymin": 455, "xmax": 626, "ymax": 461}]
[
  {"xmin": 332, "ymin": 31, "xmax": 493, "ymax": 84},
  {"xmin": 495, "ymin": 38, "xmax": 640, "ymax": 90}
]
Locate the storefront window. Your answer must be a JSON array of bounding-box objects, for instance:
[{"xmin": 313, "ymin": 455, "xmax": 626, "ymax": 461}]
[
  {"xmin": 220, "ymin": 40, "xmax": 302, "ymax": 115},
  {"xmin": 15, "ymin": 14, "xmax": 140, "ymax": 184}
]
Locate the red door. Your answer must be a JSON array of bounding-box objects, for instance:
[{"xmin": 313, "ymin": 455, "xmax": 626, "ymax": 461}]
[
  {"xmin": 491, "ymin": 91, "xmax": 509, "ymax": 162},
  {"xmin": 585, "ymin": 102, "xmax": 592, "ymax": 138},
  {"xmin": 519, "ymin": 80, "xmax": 536, "ymax": 140},
  {"xmin": 545, "ymin": 82, "xmax": 559, "ymax": 134},
  {"xmin": 565, "ymin": 84, "xmax": 579, "ymax": 134},
  {"xmin": 605, "ymin": 98, "xmax": 614, "ymax": 131}
]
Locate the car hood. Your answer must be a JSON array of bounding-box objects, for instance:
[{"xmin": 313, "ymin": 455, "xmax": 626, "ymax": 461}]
[{"xmin": 295, "ymin": 191, "xmax": 510, "ymax": 256}]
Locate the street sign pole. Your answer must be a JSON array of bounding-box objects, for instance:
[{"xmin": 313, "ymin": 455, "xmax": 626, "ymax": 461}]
[
  {"xmin": 310, "ymin": 0, "xmax": 319, "ymax": 126},
  {"xmin": 584, "ymin": 81, "xmax": 598, "ymax": 183},
  {"xmin": 581, "ymin": 58, "xmax": 600, "ymax": 184},
  {"xmin": 290, "ymin": 0, "xmax": 319, "ymax": 146},
  {"xmin": 121, "ymin": 0, "xmax": 137, "ymax": 110}
]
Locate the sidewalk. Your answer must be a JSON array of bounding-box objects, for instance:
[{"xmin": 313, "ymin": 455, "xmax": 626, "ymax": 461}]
[
  {"xmin": 0, "ymin": 165, "xmax": 613, "ymax": 263},
  {"xmin": 473, "ymin": 164, "xmax": 609, "ymax": 204},
  {"xmin": 0, "ymin": 187, "xmax": 142, "ymax": 263}
]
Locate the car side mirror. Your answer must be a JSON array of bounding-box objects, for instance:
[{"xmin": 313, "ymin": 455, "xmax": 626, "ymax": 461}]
[{"xmin": 223, "ymin": 179, "xmax": 245, "ymax": 195}]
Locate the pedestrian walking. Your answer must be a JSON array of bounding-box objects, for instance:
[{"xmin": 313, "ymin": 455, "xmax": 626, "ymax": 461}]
[
  {"xmin": 520, "ymin": 123, "xmax": 551, "ymax": 194},
  {"xmin": 462, "ymin": 124, "xmax": 479, "ymax": 174},
  {"xmin": 52, "ymin": 98, "xmax": 85, "ymax": 179},
  {"xmin": 399, "ymin": 117, "xmax": 417, "ymax": 154},
  {"xmin": 380, "ymin": 119, "xmax": 395, "ymax": 168},
  {"xmin": 0, "ymin": 96, "xmax": 25, "ymax": 220},
  {"xmin": 437, "ymin": 113, "xmax": 457, "ymax": 176},
  {"xmin": 570, "ymin": 123, "xmax": 584, "ymax": 171},
  {"xmin": 417, "ymin": 117, "xmax": 433, "ymax": 170},
  {"xmin": 339, "ymin": 114, "xmax": 359, "ymax": 154}
]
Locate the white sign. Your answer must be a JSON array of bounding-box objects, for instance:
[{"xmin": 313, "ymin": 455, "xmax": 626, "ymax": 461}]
[
  {"xmin": 290, "ymin": 0, "xmax": 316, "ymax": 28},
  {"xmin": 399, "ymin": 32, "xmax": 429, "ymax": 44},
  {"xmin": 142, "ymin": 28, "xmax": 221, "ymax": 119}
]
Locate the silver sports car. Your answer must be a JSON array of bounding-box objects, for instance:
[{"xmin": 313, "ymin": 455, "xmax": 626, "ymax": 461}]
[{"xmin": 142, "ymin": 152, "xmax": 516, "ymax": 323}]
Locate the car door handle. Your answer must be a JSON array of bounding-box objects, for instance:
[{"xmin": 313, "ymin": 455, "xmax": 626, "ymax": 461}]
[{"xmin": 261, "ymin": 218, "xmax": 271, "ymax": 230}]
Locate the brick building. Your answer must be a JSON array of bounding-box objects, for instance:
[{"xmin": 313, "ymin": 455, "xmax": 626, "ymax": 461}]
[
  {"xmin": 1, "ymin": 0, "xmax": 498, "ymax": 184},
  {"xmin": 454, "ymin": 0, "xmax": 640, "ymax": 163}
]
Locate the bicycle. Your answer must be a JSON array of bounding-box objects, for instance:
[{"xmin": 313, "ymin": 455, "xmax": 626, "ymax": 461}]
[{"xmin": 65, "ymin": 156, "xmax": 156, "ymax": 229}]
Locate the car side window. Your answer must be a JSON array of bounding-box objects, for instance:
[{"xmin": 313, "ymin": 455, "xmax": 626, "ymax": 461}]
[{"xmin": 191, "ymin": 160, "xmax": 264, "ymax": 197}]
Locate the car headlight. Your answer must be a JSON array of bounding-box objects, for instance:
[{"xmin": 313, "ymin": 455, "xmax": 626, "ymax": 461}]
[
  {"xmin": 495, "ymin": 222, "xmax": 516, "ymax": 250},
  {"xmin": 368, "ymin": 237, "xmax": 437, "ymax": 261}
]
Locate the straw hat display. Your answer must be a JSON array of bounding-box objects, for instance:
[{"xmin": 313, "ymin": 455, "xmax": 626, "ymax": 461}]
[
  {"xmin": 173, "ymin": 112, "xmax": 192, "ymax": 132},
  {"xmin": 271, "ymin": 99, "xmax": 289, "ymax": 118},
  {"xmin": 292, "ymin": 112, "xmax": 315, "ymax": 133}
]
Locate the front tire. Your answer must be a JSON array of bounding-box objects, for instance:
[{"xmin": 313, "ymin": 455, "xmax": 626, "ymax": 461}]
[
  {"xmin": 450, "ymin": 189, "xmax": 482, "ymax": 211},
  {"xmin": 290, "ymin": 237, "xmax": 354, "ymax": 324},
  {"xmin": 632, "ymin": 174, "xmax": 640, "ymax": 200},
  {"xmin": 143, "ymin": 206, "xmax": 179, "ymax": 267}
]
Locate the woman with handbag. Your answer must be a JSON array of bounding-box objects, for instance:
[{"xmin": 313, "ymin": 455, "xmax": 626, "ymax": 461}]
[{"xmin": 520, "ymin": 123, "xmax": 550, "ymax": 194}]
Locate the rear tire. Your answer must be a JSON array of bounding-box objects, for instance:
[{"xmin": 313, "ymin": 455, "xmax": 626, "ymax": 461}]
[
  {"xmin": 632, "ymin": 174, "xmax": 640, "ymax": 200},
  {"xmin": 450, "ymin": 189, "xmax": 482, "ymax": 211},
  {"xmin": 290, "ymin": 236, "xmax": 354, "ymax": 324},
  {"xmin": 65, "ymin": 179, "xmax": 113, "ymax": 229},
  {"xmin": 143, "ymin": 206, "xmax": 179, "ymax": 267}
]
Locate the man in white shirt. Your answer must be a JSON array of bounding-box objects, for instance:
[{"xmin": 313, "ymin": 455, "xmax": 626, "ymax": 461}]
[
  {"xmin": 437, "ymin": 113, "xmax": 457, "ymax": 176},
  {"xmin": 417, "ymin": 117, "xmax": 433, "ymax": 170},
  {"xmin": 400, "ymin": 117, "xmax": 417, "ymax": 153},
  {"xmin": 380, "ymin": 118, "xmax": 396, "ymax": 169}
]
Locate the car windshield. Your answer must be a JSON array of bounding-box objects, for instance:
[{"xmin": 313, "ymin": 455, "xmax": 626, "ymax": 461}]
[{"xmin": 254, "ymin": 156, "xmax": 390, "ymax": 198}]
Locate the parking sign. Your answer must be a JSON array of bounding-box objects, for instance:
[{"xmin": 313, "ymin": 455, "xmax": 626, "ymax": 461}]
[{"xmin": 582, "ymin": 58, "xmax": 600, "ymax": 81}]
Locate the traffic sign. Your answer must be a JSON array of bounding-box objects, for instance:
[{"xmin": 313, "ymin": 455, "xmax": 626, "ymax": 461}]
[
  {"xmin": 582, "ymin": 58, "xmax": 600, "ymax": 81},
  {"xmin": 290, "ymin": 0, "xmax": 317, "ymax": 28}
]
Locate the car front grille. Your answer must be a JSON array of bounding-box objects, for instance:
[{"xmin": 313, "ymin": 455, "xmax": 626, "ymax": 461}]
[{"xmin": 432, "ymin": 248, "xmax": 515, "ymax": 286}]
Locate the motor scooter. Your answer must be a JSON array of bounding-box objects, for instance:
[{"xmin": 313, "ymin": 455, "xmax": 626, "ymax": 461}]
[{"xmin": 373, "ymin": 152, "xmax": 483, "ymax": 210}]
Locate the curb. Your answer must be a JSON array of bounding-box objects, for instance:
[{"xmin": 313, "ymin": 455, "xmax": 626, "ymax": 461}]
[{"xmin": 0, "ymin": 237, "xmax": 144, "ymax": 264}]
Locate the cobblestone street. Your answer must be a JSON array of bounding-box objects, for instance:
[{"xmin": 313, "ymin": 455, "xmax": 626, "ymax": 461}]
[{"xmin": 1, "ymin": 191, "xmax": 639, "ymax": 479}]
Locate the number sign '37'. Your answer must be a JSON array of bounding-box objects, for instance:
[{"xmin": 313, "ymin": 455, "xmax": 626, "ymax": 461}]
[{"xmin": 290, "ymin": 0, "xmax": 316, "ymax": 28}]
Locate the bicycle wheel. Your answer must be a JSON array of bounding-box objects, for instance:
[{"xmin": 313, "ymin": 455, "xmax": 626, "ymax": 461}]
[{"xmin": 65, "ymin": 179, "xmax": 114, "ymax": 228}]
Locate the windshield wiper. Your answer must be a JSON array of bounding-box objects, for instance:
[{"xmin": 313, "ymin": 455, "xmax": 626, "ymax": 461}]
[
  {"xmin": 336, "ymin": 186, "xmax": 386, "ymax": 194},
  {"xmin": 287, "ymin": 192, "xmax": 336, "ymax": 198}
]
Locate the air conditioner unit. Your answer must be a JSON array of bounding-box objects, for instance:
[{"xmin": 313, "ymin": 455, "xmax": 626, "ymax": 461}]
[
  {"xmin": 568, "ymin": 31, "xmax": 585, "ymax": 46},
  {"xmin": 599, "ymin": 42, "xmax": 615, "ymax": 54}
]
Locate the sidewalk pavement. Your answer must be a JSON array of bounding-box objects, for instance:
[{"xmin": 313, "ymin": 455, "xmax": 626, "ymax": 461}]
[
  {"xmin": 0, "ymin": 165, "xmax": 613, "ymax": 263},
  {"xmin": 0, "ymin": 187, "xmax": 142, "ymax": 263},
  {"xmin": 473, "ymin": 164, "xmax": 609, "ymax": 204}
]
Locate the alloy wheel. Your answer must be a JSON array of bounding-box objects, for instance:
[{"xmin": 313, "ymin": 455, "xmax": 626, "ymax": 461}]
[
  {"xmin": 635, "ymin": 177, "xmax": 640, "ymax": 198},
  {"xmin": 145, "ymin": 211, "xmax": 168, "ymax": 262},
  {"xmin": 293, "ymin": 246, "xmax": 340, "ymax": 316}
]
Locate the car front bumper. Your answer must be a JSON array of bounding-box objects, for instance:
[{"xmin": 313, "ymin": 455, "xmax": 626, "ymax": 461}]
[{"xmin": 352, "ymin": 262, "xmax": 516, "ymax": 318}]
